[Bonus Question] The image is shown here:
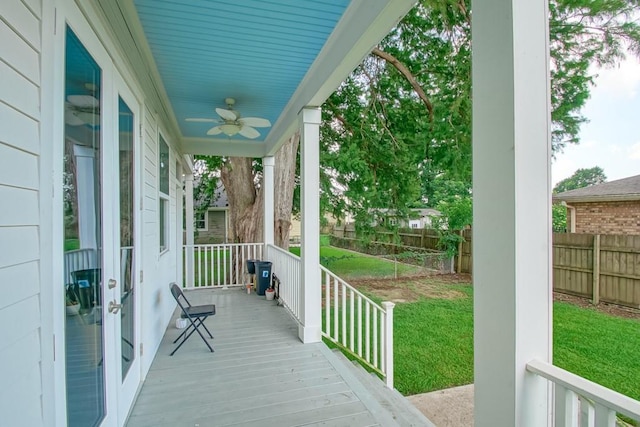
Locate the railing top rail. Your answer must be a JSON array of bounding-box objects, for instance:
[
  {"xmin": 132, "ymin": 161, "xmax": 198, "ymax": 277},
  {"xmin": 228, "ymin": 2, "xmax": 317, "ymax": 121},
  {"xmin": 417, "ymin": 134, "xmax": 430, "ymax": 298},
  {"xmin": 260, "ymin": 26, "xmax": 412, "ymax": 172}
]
[
  {"xmin": 184, "ymin": 243, "xmax": 262, "ymax": 248},
  {"xmin": 320, "ymin": 265, "xmax": 386, "ymax": 313},
  {"xmin": 266, "ymin": 243, "xmax": 300, "ymax": 260},
  {"xmin": 527, "ymin": 359, "xmax": 640, "ymax": 420}
]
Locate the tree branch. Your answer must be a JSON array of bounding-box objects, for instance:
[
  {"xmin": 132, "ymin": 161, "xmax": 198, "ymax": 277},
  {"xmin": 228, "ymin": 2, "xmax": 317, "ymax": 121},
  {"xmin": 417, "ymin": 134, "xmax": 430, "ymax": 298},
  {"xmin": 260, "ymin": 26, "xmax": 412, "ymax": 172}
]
[{"xmin": 371, "ymin": 47, "xmax": 434, "ymax": 121}]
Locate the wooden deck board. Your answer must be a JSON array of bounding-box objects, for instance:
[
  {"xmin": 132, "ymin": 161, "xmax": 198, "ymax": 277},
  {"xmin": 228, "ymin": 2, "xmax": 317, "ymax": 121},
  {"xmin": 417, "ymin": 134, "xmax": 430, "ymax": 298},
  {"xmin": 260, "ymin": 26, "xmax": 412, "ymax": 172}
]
[{"xmin": 126, "ymin": 288, "xmax": 425, "ymax": 427}]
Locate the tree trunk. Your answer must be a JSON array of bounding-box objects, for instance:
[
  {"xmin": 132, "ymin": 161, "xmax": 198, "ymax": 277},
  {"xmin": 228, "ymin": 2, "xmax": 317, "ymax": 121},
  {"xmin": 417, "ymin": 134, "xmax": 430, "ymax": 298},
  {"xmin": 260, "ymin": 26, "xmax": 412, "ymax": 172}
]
[
  {"xmin": 220, "ymin": 157, "xmax": 263, "ymax": 244},
  {"xmin": 220, "ymin": 133, "xmax": 300, "ymax": 251},
  {"xmin": 274, "ymin": 133, "xmax": 300, "ymax": 249}
]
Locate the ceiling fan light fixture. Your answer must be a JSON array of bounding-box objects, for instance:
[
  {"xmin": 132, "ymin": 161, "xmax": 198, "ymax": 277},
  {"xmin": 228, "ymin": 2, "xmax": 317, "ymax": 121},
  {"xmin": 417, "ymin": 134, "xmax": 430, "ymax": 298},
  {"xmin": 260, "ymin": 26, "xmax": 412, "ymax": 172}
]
[{"xmin": 219, "ymin": 123, "xmax": 240, "ymax": 136}]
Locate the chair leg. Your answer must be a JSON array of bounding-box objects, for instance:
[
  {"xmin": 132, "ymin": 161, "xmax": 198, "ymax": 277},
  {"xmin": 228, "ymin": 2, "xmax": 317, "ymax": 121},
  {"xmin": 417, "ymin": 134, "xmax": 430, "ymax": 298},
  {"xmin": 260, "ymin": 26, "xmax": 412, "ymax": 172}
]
[
  {"xmin": 170, "ymin": 316, "xmax": 214, "ymax": 356},
  {"xmin": 172, "ymin": 317, "xmax": 212, "ymax": 344}
]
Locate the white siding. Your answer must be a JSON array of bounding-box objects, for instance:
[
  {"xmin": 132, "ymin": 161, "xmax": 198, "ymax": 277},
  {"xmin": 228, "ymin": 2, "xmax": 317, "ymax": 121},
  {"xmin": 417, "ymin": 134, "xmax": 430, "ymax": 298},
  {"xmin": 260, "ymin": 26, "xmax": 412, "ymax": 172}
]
[
  {"xmin": 139, "ymin": 108, "xmax": 182, "ymax": 376},
  {"xmin": 0, "ymin": 0, "xmax": 43, "ymax": 425}
]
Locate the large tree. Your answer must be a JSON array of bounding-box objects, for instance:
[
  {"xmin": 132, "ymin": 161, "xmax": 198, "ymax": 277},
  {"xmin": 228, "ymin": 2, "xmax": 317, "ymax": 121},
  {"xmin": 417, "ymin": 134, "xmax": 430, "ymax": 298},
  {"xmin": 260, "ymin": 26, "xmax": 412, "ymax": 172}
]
[
  {"xmin": 196, "ymin": 0, "xmax": 639, "ymax": 244},
  {"xmin": 553, "ymin": 166, "xmax": 608, "ymax": 194}
]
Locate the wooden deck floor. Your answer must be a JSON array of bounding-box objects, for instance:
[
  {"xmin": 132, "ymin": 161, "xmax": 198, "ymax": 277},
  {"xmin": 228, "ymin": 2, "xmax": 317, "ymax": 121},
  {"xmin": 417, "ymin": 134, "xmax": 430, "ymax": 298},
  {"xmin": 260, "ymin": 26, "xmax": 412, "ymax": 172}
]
[{"xmin": 126, "ymin": 287, "xmax": 421, "ymax": 427}]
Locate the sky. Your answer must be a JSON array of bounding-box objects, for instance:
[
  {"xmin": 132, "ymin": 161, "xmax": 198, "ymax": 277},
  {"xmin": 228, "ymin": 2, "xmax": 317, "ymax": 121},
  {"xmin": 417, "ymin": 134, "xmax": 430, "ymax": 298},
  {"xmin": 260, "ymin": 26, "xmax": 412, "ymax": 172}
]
[{"xmin": 552, "ymin": 56, "xmax": 640, "ymax": 186}]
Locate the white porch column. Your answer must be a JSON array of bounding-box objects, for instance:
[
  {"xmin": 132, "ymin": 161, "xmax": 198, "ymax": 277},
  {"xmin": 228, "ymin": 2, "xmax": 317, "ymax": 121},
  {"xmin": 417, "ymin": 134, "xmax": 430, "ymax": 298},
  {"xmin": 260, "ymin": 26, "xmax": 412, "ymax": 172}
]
[
  {"xmin": 298, "ymin": 107, "xmax": 322, "ymax": 343},
  {"xmin": 185, "ymin": 173, "xmax": 195, "ymax": 287},
  {"xmin": 263, "ymin": 156, "xmax": 275, "ymax": 246},
  {"xmin": 73, "ymin": 145, "xmax": 98, "ymax": 250},
  {"xmin": 473, "ymin": 0, "xmax": 552, "ymax": 426}
]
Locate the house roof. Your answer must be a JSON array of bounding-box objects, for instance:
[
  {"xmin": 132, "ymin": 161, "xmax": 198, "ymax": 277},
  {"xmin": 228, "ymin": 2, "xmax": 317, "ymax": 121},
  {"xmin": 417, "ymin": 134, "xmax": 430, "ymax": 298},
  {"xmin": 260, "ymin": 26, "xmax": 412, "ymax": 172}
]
[{"xmin": 553, "ymin": 174, "xmax": 640, "ymax": 203}]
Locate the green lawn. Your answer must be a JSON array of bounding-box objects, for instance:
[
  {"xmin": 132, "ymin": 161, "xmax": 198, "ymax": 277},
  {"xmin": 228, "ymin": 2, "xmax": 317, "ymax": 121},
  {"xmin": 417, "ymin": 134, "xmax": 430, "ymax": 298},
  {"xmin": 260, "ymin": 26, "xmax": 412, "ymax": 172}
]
[
  {"xmin": 289, "ymin": 245, "xmax": 426, "ymax": 279},
  {"xmin": 385, "ymin": 282, "xmax": 640, "ymax": 403}
]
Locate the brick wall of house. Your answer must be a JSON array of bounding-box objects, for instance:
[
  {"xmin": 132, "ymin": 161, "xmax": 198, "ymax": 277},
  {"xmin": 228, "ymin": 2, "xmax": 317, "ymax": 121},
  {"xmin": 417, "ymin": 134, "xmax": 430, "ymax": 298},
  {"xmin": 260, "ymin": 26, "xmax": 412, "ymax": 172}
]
[{"xmin": 569, "ymin": 200, "xmax": 640, "ymax": 234}]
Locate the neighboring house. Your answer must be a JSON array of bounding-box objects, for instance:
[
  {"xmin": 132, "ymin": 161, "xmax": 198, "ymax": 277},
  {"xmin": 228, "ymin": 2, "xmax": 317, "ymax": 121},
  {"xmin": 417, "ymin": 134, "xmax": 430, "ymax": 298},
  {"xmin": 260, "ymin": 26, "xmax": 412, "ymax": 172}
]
[
  {"xmin": 553, "ymin": 174, "xmax": 640, "ymax": 234},
  {"xmin": 195, "ymin": 183, "xmax": 229, "ymax": 244},
  {"xmin": 407, "ymin": 208, "xmax": 442, "ymax": 229},
  {"xmin": 369, "ymin": 208, "xmax": 441, "ymax": 228}
]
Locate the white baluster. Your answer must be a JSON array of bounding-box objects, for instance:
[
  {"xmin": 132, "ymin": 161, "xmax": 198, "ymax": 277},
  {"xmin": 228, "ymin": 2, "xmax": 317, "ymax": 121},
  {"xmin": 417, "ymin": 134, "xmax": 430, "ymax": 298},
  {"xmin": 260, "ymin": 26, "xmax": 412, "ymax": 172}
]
[{"xmin": 382, "ymin": 301, "xmax": 395, "ymax": 388}]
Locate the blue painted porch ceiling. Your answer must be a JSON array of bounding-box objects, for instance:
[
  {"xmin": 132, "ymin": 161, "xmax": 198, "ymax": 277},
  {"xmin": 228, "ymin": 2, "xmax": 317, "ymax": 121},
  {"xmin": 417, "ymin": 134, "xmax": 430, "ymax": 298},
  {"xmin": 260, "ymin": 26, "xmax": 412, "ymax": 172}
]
[{"xmin": 133, "ymin": 0, "xmax": 350, "ymax": 142}]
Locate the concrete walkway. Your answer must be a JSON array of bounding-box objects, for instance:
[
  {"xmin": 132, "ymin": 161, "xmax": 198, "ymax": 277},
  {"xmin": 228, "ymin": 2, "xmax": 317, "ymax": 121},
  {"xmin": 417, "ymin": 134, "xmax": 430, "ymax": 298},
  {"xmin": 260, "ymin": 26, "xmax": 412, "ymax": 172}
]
[{"xmin": 407, "ymin": 384, "xmax": 474, "ymax": 427}]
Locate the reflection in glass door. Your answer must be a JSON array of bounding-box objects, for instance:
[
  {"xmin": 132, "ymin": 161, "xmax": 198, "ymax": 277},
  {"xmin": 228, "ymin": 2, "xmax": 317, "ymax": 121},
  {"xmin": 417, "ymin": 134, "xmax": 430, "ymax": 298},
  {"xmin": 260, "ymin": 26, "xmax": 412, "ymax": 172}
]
[
  {"xmin": 118, "ymin": 97, "xmax": 135, "ymax": 379},
  {"xmin": 63, "ymin": 27, "xmax": 105, "ymax": 427}
]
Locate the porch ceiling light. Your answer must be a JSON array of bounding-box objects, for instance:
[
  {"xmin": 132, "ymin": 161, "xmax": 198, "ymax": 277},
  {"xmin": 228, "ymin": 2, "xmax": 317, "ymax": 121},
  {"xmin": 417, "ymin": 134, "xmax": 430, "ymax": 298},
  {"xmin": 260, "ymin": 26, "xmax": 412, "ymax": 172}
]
[{"xmin": 219, "ymin": 123, "xmax": 240, "ymax": 136}]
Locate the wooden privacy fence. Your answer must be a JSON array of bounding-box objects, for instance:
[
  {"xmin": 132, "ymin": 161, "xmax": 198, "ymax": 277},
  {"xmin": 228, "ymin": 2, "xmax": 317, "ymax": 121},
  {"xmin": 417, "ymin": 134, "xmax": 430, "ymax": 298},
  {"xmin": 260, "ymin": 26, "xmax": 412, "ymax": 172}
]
[
  {"xmin": 553, "ymin": 233, "xmax": 640, "ymax": 309},
  {"xmin": 332, "ymin": 226, "xmax": 640, "ymax": 308}
]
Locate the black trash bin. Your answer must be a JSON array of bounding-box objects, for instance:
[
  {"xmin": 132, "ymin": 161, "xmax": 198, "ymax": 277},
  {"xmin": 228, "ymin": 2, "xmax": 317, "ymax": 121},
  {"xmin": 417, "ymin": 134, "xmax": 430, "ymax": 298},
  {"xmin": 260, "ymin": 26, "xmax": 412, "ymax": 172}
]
[
  {"xmin": 246, "ymin": 259, "xmax": 258, "ymax": 275},
  {"xmin": 255, "ymin": 261, "xmax": 272, "ymax": 296},
  {"xmin": 71, "ymin": 268, "xmax": 102, "ymax": 313}
]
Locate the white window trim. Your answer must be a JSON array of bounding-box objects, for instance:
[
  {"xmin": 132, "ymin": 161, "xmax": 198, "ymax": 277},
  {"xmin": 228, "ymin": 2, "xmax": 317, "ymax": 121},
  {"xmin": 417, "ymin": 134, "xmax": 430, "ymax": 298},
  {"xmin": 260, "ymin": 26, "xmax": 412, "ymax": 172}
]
[
  {"xmin": 196, "ymin": 210, "xmax": 208, "ymax": 231},
  {"xmin": 158, "ymin": 133, "xmax": 170, "ymax": 255}
]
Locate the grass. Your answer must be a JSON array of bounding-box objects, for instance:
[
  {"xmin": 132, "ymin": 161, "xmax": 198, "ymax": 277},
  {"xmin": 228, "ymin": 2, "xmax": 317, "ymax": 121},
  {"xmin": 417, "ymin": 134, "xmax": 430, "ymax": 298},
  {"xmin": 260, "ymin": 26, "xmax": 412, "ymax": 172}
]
[
  {"xmin": 64, "ymin": 239, "xmax": 80, "ymax": 251},
  {"xmin": 393, "ymin": 285, "xmax": 474, "ymax": 395},
  {"xmin": 384, "ymin": 281, "xmax": 640, "ymax": 403},
  {"xmin": 289, "ymin": 245, "xmax": 426, "ymax": 280},
  {"xmin": 553, "ymin": 302, "xmax": 640, "ymax": 401}
]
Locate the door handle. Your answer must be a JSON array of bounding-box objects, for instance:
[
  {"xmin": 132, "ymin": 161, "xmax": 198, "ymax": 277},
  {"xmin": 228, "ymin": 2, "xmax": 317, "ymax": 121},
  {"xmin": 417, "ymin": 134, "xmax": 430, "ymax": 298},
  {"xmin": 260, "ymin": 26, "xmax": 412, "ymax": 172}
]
[
  {"xmin": 108, "ymin": 300, "xmax": 122, "ymax": 314},
  {"xmin": 108, "ymin": 278, "xmax": 117, "ymax": 289}
]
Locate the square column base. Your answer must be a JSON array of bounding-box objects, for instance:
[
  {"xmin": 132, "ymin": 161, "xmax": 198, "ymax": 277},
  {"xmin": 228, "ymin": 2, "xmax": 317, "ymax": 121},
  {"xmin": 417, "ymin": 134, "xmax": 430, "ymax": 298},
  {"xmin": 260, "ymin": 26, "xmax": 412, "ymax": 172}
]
[{"xmin": 298, "ymin": 324, "xmax": 321, "ymax": 343}]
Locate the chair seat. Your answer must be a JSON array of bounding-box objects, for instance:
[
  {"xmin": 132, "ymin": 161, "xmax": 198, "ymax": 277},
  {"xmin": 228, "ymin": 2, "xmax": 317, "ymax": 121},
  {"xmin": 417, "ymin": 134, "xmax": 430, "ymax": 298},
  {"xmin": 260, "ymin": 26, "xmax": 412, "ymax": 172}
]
[{"xmin": 181, "ymin": 304, "xmax": 216, "ymax": 318}]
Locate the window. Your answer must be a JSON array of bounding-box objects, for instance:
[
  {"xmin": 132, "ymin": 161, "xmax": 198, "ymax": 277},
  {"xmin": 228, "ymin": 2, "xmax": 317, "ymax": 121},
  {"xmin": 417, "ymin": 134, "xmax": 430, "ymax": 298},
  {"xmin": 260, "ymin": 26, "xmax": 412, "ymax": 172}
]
[
  {"xmin": 196, "ymin": 210, "xmax": 207, "ymax": 230},
  {"xmin": 411, "ymin": 223, "xmax": 419, "ymax": 229},
  {"xmin": 159, "ymin": 135, "xmax": 170, "ymax": 253}
]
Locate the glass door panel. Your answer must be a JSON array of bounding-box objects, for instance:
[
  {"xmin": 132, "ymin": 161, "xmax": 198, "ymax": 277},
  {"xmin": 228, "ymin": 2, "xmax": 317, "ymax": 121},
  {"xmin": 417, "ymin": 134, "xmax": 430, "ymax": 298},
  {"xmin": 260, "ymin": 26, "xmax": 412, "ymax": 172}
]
[
  {"xmin": 118, "ymin": 97, "xmax": 135, "ymax": 379},
  {"xmin": 63, "ymin": 26, "xmax": 105, "ymax": 427}
]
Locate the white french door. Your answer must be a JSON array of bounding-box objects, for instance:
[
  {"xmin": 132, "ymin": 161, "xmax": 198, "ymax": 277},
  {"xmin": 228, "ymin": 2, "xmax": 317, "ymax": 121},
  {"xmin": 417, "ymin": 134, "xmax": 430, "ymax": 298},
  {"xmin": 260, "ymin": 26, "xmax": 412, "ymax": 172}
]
[
  {"xmin": 111, "ymin": 75, "xmax": 142, "ymax": 425},
  {"xmin": 61, "ymin": 3, "xmax": 141, "ymax": 426}
]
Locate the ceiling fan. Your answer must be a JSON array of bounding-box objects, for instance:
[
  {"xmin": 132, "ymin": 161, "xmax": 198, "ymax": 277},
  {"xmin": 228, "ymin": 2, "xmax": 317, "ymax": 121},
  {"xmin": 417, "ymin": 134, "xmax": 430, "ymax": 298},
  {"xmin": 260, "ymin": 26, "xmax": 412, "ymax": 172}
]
[
  {"xmin": 65, "ymin": 83, "xmax": 100, "ymax": 126},
  {"xmin": 186, "ymin": 98, "xmax": 271, "ymax": 139}
]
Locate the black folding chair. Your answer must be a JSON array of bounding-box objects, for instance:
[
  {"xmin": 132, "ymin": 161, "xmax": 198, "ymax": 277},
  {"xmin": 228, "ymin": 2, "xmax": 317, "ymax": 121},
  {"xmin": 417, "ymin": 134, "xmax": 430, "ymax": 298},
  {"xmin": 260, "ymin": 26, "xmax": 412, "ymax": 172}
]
[{"xmin": 169, "ymin": 283, "xmax": 216, "ymax": 356}]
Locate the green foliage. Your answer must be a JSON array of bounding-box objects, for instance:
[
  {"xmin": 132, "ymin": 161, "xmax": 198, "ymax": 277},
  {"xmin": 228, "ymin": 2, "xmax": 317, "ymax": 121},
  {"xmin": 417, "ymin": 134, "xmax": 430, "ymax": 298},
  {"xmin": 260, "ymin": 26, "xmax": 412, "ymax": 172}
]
[
  {"xmin": 553, "ymin": 166, "xmax": 607, "ymax": 194},
  {"xmin": 552, "ymin": 204, "xmax": 568, "ymax": 232},
  {"xmin": 321, "ymin": 0, "xmax": 638, "ymax": 227},
  {"xmin": 432, "ymin": 196, "xmax": 472, "ymax": 257}
]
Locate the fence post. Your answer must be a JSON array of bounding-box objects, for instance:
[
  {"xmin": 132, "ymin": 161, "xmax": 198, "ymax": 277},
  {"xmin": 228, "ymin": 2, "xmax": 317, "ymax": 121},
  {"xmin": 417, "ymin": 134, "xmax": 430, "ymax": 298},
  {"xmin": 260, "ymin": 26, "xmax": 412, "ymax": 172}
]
[
  {"xmin": 457, "ymin": 230, "xmax": 464, "ymax": 273},
  {"xmin": 381, "ymin": 301, "xmax": 395, "ymax": 389},
  {"xmin": 593, "ymin": 234, "xmax": 601, "ymax": 305}
]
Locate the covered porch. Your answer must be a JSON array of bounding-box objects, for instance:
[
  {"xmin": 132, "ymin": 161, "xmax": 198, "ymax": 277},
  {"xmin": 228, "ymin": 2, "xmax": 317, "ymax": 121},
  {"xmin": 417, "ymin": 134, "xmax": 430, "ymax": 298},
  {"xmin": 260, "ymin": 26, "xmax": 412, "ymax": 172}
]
[{"xmin": 126, "ymin": 287, "xmax": 432, "ymax": 427}]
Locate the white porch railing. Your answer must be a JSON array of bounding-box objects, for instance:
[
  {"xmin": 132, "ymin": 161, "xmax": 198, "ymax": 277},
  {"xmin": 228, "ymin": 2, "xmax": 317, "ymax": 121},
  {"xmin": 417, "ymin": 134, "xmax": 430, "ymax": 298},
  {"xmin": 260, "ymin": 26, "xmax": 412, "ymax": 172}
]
[
  {"xmin": 527, "ymin": 359, "xmax": 640, "ymax": 426},
  {"xmin": 321, "ymin": 266, "xmax": 395, "ymax": 388},
  {"xmin": 264, "ymin": 244, "xmax": 301, "ymax": 323},
  {"xmin": 183, "ymin": 243, "xmax": 263, "ymax": 288}
]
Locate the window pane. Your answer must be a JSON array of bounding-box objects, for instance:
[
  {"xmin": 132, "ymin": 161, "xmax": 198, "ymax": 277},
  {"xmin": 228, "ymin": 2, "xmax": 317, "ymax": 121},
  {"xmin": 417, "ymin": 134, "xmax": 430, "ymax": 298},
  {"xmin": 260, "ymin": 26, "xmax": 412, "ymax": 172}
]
[
  {"xmin": 64, "ymin": 26, "xmax": 105, "ymax": 427},
  {"xmin": 159, "ymin": 199, "xmax": 167, "ymax": 252},
  {"xmin": 159, "ymin": 136, "xmax": 169, "ymax": 195},
  {"xmin": 118, "ymin": 96, "xmax": 135, "ymax": 379}
]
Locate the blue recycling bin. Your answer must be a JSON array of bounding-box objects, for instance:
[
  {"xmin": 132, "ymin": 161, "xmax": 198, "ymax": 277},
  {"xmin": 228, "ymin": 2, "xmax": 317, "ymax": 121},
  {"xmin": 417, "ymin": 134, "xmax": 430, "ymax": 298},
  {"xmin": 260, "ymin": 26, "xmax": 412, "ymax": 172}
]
[{"xmin": 255, "ymin": 261, "xmax": 272, "ymax": 296}]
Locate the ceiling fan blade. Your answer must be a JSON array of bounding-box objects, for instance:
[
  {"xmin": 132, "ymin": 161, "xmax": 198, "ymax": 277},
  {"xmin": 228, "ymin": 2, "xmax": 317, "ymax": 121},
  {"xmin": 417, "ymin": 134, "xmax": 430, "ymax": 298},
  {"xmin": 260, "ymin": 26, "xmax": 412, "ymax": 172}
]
[
  {"xmin": 240, "ymin": 117, "xmax": 271, "ymax": 128},
  {"xmin": 65, "ymin": 109, "xmax": 85, "ymax": 126},
  {"xmin": 77, "ymin": 111, "xmax": 100, "ymax": 126},
  {"xmin": 239, "ymin": 126, "xmax": 260, "ymax": 139},
  {"xmin": 216, "ymin": 108, "xmax": 238, "ymax": 121},
  {"xmin": 67, "ymin": 94, "xmax": 99, "ymax": 108},
  {"xmin": 206, "ymin": 126, "xmax": 223, "ymax": 135},
  {"xmin": 186, "ymin": 118, "xmax": 216, "ymax": 122}
]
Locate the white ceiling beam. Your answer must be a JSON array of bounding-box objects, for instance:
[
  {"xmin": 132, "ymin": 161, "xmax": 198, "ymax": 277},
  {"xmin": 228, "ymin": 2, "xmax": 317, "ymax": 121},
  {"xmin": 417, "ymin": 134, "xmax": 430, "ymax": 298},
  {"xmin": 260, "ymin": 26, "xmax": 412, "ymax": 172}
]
[{"xmin": 181, "ymin": 137, "xmax": 266, "ymax": 158}]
